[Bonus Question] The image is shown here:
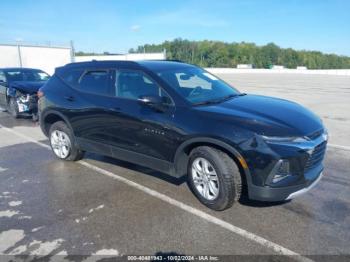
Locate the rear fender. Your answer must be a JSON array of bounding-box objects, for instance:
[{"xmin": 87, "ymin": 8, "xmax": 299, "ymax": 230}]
[{"xmin": 40, "ymin": 109, "xmax": 75, "ymax": 137}]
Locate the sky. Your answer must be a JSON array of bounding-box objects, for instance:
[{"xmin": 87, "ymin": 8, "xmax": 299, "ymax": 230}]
[{"xmin": 0, "ymin": 0, "xmax": 349, "ymax": 55}]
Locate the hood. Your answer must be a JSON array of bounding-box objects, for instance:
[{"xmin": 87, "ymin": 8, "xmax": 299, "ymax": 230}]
[
  {"xmin": 197, "ymin": 94, "xmax": 323, "ymax": 136},
  {"xmin": 9, "ymin": 81, "xmax": 46, "ymax": 94}
]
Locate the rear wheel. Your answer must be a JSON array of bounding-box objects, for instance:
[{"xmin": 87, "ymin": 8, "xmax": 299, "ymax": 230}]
[
  {"xmin": 8, "ymin": 98, "xmax": 19, "ymax": 118},
  {"xmin": 188, "ymin": 146, "xmax": 242, "ymax": 211},
  {"xmin": 49, "ymin": 121, "xmax": 84, "ymax": 161}
]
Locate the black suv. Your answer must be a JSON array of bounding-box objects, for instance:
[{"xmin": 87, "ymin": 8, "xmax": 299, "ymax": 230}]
[{"xmin": 38, "ymin": 60, "xmax": 327, "ymax": 210}]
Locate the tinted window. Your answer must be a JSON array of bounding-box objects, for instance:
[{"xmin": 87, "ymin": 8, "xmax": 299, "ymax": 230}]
[
  {"xmin": 0, "ymin": 71, "xmax": 6, "ymax": 83},
  {"xmin": 114, "ymin": 70, "xmax": 172, "ymax": 104},
  {"xmin": 79, "ymin": 70, "xmax": 111, "ymax": 96},
  {"xmin": 4, "ymin": 70, "xmax": 50, "ymax": 82},
  {"xmin": 59, "ymin": 69, "xmax": 84, "ymax": 88}
]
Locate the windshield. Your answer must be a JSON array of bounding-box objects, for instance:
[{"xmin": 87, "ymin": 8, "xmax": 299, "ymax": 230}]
[
  {"xmin": 157, "ymin": 67, "xmax": 240, "ymax": 105},
  {"xmin": 5, "ymin": 69, "xmax": 50, "ymax": 82}
]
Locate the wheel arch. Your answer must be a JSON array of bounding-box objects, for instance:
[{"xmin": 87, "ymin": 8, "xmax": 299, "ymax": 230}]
[
  {"xmin": 40, "ymin": 110, "xmax": 73, "ymax": 137},
  {"xmin": 173, "ymin": 137, "xmax": 252, "ymax": 186}
]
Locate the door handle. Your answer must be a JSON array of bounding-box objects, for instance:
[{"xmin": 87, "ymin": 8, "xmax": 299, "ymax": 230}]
[{"xmin": 64, "ymin": 95, "xmax": 75, "ymax": 102}]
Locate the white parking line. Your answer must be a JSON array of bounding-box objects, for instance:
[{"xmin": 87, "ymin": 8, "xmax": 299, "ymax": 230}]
[
  {"xmin": 328, "ymin": 143, "xmax": 350, "ymax": 151},
  {"xmin": 0, "ymin": 167, "xmax": 8, "ymax": 173},
  {"xmin": 0, "ymin": 124, "xmax": 312, "ymax": 261}
]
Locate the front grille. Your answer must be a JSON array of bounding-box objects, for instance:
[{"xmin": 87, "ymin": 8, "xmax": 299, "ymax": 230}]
[{"xmin": 305, "ymin": 141, "xmax": 327, "ymax": 171}]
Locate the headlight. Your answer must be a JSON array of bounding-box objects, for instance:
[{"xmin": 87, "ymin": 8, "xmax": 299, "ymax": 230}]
[
  {"xmin": 18, "ymin": 94, "xmax": 30, "ymax": 103},
  {"xmin": 322, "ymin": 129, "xmax": 329, "ymax": 142},
  {"xmin": 272, "ymin": 160, "xmax": 291, "ymax": 183},
  {"xmin": 261, "ymin": 135, "xmax": 309, "ymax": 143}
]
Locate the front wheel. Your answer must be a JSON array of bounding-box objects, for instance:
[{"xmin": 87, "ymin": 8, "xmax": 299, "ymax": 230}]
[
  {"xmin": 49, "ymin": 121, "xmax": 84, "ymax": 161},
  {"xmin": 188, "ymin": 146, "xmax": 242, "ymax": 211}
]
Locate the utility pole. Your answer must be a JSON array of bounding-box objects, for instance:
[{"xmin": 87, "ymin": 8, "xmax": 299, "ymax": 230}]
[
  {"xmin": 70, "ymin": 40, "xmax": 75, "ymax": 62},
  {"xmin": 17, "ymin": 44, "xmax": 22, "ymax": 68}
]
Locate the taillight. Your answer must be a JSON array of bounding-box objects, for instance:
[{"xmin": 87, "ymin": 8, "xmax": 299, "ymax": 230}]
[{"xmin": 37, "ymin": 90, "xmax": 44, "ymax": 98}]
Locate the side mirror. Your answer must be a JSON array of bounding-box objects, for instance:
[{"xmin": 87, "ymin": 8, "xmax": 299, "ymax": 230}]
[{"xmin": 138, "ymin": 95, "xmax": 167, "ymax": 112}]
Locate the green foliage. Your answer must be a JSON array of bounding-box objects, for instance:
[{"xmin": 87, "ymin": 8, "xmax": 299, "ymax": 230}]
[
  {"xmin": 75, "ymin": 51, "xmax": 100, "ymax": 56},
  {"xmin": 129, "ymin": 38, "xmax": 350, "ymax": 69},
  {"xmin": 75, "ymin": 51, "xmax": 116, "ymax": 56}
]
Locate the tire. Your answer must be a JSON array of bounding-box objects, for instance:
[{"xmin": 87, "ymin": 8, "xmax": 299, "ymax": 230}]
[
  {"xmin": 49, "ymin": 121, "xmax": 84, "ymax": 161},
  {"xmin": 8, "ymin": 98, "xmax": 19, "ymax": 118},
  {"xmin": 188, "ymin": 146, "xmax": 242, "ymax": 211}
]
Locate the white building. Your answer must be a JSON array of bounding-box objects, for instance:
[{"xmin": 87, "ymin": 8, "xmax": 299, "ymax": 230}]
[
  {"xmin": 0, "ymin": 43, "xmax": 73, "ymax": 75},
  {"xmin": 0, "ymin": 42, "xmax": 166, "ymax": 75},
  {"xmin": 236, "ymin": 64, "xmax": 253, "ymax": 69},
  {"xmin": 297, "ymin": 66, "xmax": 308, "ymax": 70},
  {"xmin": 271, "ymin": 65, "xmax": 285, "ymax": 70}
]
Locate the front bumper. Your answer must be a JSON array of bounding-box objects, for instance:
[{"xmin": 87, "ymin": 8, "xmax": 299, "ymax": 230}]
[
  {"xmin": 285, "ymin": 171, "xmax": 323, "ymax": 200},
  {"xmin": 16, "ymin": 94, "xmax": 38, "ymax": 115},
  {"xmin": 248, "ymin": 164, "xmax": 323, "ymax": 201},
  {"xmin": 244, "ymin": 130, "xmax": 327, "ymax": 202}
]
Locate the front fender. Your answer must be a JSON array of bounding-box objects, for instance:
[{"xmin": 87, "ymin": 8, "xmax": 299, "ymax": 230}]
[
  {"xmin": 6, "ymin": 87, "xmax": 17, "ymax": 98},
  {"xmin": 173, "ymin": 137, "xmax": 252, "ymax": 185}
]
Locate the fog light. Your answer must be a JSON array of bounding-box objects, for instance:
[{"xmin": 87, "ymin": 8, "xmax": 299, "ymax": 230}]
[{"xmin": 272, "ymin": 160, "xmax": 290, "ymax": 183}]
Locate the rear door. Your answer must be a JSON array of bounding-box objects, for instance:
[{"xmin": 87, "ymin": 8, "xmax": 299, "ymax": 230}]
[{"xmin": 60, "ymin": 68, "xmax": 116, "ymax": 149}]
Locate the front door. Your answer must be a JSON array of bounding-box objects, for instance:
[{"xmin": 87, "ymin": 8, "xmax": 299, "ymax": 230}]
[{"xmin": 105, "ymin": 69, "xmax": 178, "ymax": 162}]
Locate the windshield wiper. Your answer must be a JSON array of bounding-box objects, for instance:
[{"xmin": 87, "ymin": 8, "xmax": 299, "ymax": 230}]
[{"xmin": 193, "ymin": 93, "xmax": 246, "ymax": 106}]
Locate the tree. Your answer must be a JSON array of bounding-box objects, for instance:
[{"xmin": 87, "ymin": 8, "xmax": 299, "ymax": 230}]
[{"xmin": 129, "ymin": 39, "xmax": 350, "ymax": 69}]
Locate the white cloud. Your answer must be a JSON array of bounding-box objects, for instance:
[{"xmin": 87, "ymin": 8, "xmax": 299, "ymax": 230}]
[{"xmin": 130, "ymin": 25, "xmax": 141, "ymax": 31}]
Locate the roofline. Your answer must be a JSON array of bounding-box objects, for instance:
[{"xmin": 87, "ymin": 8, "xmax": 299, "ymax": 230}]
[
  {"xmin": 64, "ymin": 60, "xmax": 141, "ymax": 67},
  {"xmin": 59, "ymin": 60, "xmax": 193, "ymax": 72},
  {"xmin": 63, "ymin": 59, "xmax": 186, "ymax": 67}
]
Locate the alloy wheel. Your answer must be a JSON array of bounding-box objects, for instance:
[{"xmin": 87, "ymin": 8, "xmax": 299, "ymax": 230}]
[
  {"xmin": 50, "ymin": 130, "xmax": 71, "ymax": 159},
  {"xmin": 191, "ymin": 157, "xmax": 220, "ymax": 200}
]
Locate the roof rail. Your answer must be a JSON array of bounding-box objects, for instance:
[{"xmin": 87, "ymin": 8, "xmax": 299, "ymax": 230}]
[
  {"xmin": 164, "ymin": 59, "xmax": 184, "ymax": 63},
  {"xmin": 64, "ymin": 60, "xmax": 140, "ymax": 67}
]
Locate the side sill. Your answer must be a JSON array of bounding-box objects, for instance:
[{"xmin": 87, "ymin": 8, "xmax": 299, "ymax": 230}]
[{"xmin": 76, "ymin": 137, "xmax": 178, "ymax": 177}]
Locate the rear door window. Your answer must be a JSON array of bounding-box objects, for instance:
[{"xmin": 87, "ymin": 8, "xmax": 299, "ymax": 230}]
[{"xmin": 78, "ymin": 70, "xmax": 112, "ymax": 96}]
